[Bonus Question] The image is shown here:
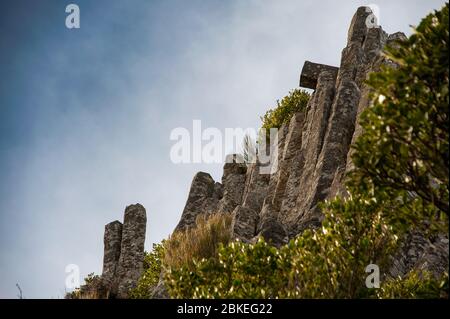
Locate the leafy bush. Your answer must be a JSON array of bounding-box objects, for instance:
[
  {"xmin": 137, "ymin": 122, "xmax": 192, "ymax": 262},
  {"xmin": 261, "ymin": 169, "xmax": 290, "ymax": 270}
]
[
  {"xmin": 261, "ymin": 89, "xmax": 310, "ymax": 130},
  {"xmin": 83, "ymin": 272, "xmax": 100, "ymax": 285},
  {"xmin": 351, "ymin": 3, "xmax": 449, "ymax": 224},
  {"xmin": 130, "ymin": 242, "xmax": 165, "ymax": 299},
  {"xmin": 165, "ymin": 191, "xmax": 400, "ymax": 299},
  {"xmin": 65, "ymin": 289, "xmax": 80, "ymax": 299},
  {"xmin": 163, "ymin": 213, "xmax": 232, "ymax": 271},
  {"xmin": 377, "ymin": 271, "xmax": 449, "ymax": 299},
  {"xmin": 165, "ymin": 239, "xmax": 283, "ymax": 298},
  {"xmin": 166, "ymin": 194, "xmax": 446, "ymax": 299},
  {"xmin": 65, "ymin": 272, "xmax": 103, "ymax": 299}
]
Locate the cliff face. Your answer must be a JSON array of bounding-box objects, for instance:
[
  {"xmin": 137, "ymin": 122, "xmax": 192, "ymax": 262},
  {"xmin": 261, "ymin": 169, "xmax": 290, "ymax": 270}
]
[
  {"xmin": 176, "ymin": 7, "xmax": 396, "ymax": 243},
  {"xmin": 171, "ymin": 6, "xmax": 448, "ymax": 277},
  {"xmin": 86, "ymin": 6, "xmax": 448, "ymax": 299}
]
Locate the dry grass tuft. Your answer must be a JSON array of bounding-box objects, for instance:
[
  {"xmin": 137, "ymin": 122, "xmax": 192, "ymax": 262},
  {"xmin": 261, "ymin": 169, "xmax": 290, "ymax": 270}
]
[{"xmin": 164, "ymin": 213, "xmax": 232, "ymax": 270}]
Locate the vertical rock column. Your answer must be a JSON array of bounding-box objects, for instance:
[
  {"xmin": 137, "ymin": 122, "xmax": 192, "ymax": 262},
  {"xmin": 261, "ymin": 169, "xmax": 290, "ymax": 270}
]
[
  {"xmin": 279, "ymin": 69, "xmax": 337, "ymax": 235},
  {"xmin": 174, "ymin": 172, "xmax": 222, "ymax": 232},
  {"xmin": 115, "ymin": 204, "xmax": 147, "ymax": 299},
  {"xmin": 101, "ymin": 221, "xmax": 123, "ymax": 287},
  {"xmin": 290, "ymin": 6, "xmax": 379, "ymax": 234},
  {"xmin": 217, "ymin": 154, "xmax": 247, "ymax": 214}
]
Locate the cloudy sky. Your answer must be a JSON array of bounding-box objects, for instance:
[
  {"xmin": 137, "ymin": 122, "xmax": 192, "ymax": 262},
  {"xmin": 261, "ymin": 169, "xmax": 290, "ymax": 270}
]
[{"xmin": 0, "ymin": 0, "xmax": 445, "ymax": 298}]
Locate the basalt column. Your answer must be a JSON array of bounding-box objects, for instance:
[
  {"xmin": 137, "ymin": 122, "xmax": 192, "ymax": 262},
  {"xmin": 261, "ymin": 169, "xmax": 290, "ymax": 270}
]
[
  {"xmin": 101, "ymin": 220, "xmax": 123, "ymax": 287},
  {"xmin": 114, "ymin": 204, "xmax": 147, "ymax": 298}
]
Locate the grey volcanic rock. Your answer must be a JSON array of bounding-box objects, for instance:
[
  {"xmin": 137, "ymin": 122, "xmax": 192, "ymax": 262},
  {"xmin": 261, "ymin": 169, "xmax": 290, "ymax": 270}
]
[
  {"xmin": 346, "ymin": 6, "xmax": 372, "ymax": 45},
  {"xmin": 299, "ymin": 61, "xmax": 339, "ymax": 89},
  {"xmin": 80, "ymin": 204, "xmax": 147, "ymax": 299},
  {"xmin": 151, "ymin": 272, "xmax": 170, "ymax": 299},
  {"xmin": 170, "ymin": 8, "xmax": 408, "ymax": 243},
  {"xmin": 264, "ymin": 123, "xmax": 289, "ymax": 204},
  {"xmin": 390, "ymin": 232, "xmax": 449, "ymax": 279},
  {"xmin": 387, "ymin": 32, "xmax": 407, "ymax": 48},
  {"xmin": 173, "ymin": 154, "xmax": 248, "ymax": 236},
  {"xmin": 217, "ymin": 154, "xmax": 247, "ymax": 214},
  {"xmin": 294, "ymin": 79, "xmax": 360, "ymax": 233},
  {"xmin": 231, "ymin": 205, "xmax": 259, "ymax": 242},
  {"xmin": 258, "ymin": 214, "xmax": 289, "ymax": 248},
  {"xmin": 363, "ymin": 26, "xmax": 388, "ymax": 62},
  {"xmin": 241, "ymin": 161, "xmax": 270, "ymax": 215},
  {"xmin": 175, "ymin": 172, "xmax": 222, "ymax": 231},
  {"xmin": 101, "ymin": 221, "xmax": 122, "ymax": 286},
  {"xmin": 115, "ymin": 204, "xmax": 147, "ymax": 298},
  {"xmin": 278, "ymin": 70, "xmax": 337, "ymax": 235}
]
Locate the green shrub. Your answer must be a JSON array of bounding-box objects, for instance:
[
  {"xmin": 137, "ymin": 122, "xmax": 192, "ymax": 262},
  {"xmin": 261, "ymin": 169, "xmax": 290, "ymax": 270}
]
[
  {"xmin": 261, "ymin": 89, "xmax": 310, "ymax": 131},
  {"xmin": 378, "ymin": 271, "xmax": 449, "ymax": 299},
  {"xmin": 166, "ymin": 193, "xmax": 446, "ymax": 299},
  {"xmin": 130, "ymin": 242, "xmax": 165, "ymax": 299},
  {"xmin": 65, "ymin": 289, "xmax": 81, "ymax": 299},
  {"xmin": 351, "ymin": 3, "xmax": 449, "ymax": 225},
  {"xmin": 165, "ymin": 191, "xmax": 400, "ymax": 299},
  {"xmin": 165, "ymin": 239, "xmax": 283, "ymax": 298},
  {"xmin": 83, "ymin": 272, "xmax": 100, "ymax": 285},
  {"xmin": 64, "ymin": 272, "xmax": 102, "ymax": 299}
]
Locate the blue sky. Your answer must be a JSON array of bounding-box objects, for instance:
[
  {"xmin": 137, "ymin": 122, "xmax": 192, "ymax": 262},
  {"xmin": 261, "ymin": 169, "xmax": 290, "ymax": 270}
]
[{"xmin": 0, "ymin": 0, "xmax": 445, "ymax": 298}]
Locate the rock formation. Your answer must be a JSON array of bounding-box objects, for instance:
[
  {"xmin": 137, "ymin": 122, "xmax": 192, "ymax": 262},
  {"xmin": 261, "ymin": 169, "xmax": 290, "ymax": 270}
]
[
  {"xmin": 84, "ymin": 6, "xmax": 447, "ymax": 299},
  {"xmin": 175, "ymin": 6, "xmax": 379, "ymax": 242},
  {"xmin": 114, "ymin": 204, "xmax": 147, "ymax": 299},
  {"xmin": 101, "ymin": 220, "xmax": 122, "ymax": 287},
  {"xmin": 78, "ymin": 204, "xmax": 147, "ymax": 299},
  {"xmin": 170, "ymin": 5, "xmax": 449, "ymax": 275}
]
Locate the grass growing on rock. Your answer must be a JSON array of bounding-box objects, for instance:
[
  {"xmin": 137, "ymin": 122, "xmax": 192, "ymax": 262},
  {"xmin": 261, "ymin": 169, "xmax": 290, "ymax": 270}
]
[{"xmin": 163, "ymin": 213, "xmax": 233, "ymax": 271}]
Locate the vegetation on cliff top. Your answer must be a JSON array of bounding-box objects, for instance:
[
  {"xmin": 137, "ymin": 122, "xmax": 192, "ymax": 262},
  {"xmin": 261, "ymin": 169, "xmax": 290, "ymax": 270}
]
[
  {"xmin": 260, "ymin": 89, "xmax": 310, "ymax": 131},
  {"xmin": 130, "ymin": 214, "xmax": 232, "ymax": 298},
  {"xmin": 165, "ymin": 195, "xmax": 401, "ymax": 298},
  {"xmin": 163, "ymin": 213, "xmax": 232, "ymax": 271}
]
